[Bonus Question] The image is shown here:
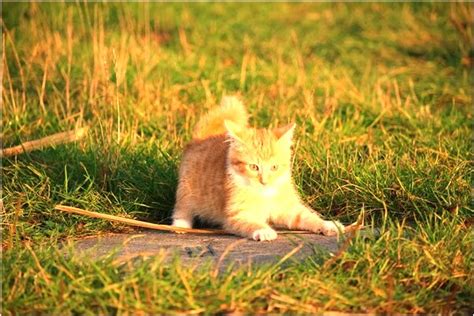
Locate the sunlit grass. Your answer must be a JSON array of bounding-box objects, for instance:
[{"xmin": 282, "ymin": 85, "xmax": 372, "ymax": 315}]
[
  {"xmin": 3, "ymin": 215, "xmax": 472, "ymax": 314},
  {"xmin": 2, "ymin": 2, "xmax": 473, "ymax": 314}
]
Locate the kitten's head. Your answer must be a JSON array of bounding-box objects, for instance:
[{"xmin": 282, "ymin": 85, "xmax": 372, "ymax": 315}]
[{"xmin": 225, "ymin": 120, "xmax": 295, "ymax": 188}]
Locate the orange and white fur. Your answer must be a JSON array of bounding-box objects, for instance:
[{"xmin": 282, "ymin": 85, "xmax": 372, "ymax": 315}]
[{"xmin": 172, "ymin": 96, "xmax": 345, "ymax": 241}]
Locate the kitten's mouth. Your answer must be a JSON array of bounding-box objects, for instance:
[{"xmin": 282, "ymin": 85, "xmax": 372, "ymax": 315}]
[
  {"xmin": 251, "ymin": 181, "xmax": 269, "ymax": 188},
  {"xmin": 258, "ymin": 177, "xmax": 269, "ymax": 186}
]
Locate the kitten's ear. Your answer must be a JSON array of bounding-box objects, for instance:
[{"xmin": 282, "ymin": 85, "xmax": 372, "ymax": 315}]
[
  {"xmin": 274, "ymin": 123, "xmax": 296, "ymax": 145},
  {"xmin": 224, "ymin": 120, "xmax": 244, "ymax": 142}
]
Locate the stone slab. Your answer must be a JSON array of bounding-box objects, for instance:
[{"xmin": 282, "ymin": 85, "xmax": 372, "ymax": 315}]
[{"xmin": 66, "ymin": 230, "xmax": 341, "ymax": 269}]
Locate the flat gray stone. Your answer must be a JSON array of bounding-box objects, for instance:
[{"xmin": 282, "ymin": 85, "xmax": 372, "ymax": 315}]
[{"xmin": 65, "ymin": 230, "xmax": 341, "ymax": 269}]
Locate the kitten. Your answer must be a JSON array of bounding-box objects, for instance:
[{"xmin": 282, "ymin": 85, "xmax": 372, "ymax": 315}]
[{"xmin": 172, "ymin": 96, "xmax": 345, "ymax": 241}]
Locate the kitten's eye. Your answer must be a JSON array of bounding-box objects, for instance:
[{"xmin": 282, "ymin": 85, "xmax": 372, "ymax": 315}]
[
  {"xmin": 248, "ymin": 164, "xmax": 259, "ymax": 171},
  {"xmin": 270, "ymin": 165, "xmax": 278, "ymax": 171}
]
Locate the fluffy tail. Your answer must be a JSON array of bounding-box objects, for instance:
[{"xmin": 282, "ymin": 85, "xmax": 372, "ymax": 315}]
[{"xmin": 192, "ymin": 96, "xmax": 248, "ymax": 140}]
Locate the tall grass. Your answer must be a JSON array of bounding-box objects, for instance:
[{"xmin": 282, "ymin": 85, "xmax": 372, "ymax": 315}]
[{"xmin": 2, "ymin": 2, "xmax": 473, "ymax": 314}]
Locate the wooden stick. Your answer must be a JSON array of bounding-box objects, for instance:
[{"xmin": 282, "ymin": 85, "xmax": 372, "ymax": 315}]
[
  {"xmin": 2, "ymin": 127, "xmax": 89, "ymax": 157},
  {"xmin": 55, "ymin": 204, "xmax": 364, "ymax": 235},
  {"xmin": 55, "ymin": 205, "xmax": 224, "ymax": 234}
]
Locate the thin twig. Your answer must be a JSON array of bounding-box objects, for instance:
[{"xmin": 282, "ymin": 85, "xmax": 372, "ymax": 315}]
[
  {"xmin": 55, "ymin": 204, "xmax": 364, "ymax": 236},
  {"xmin": 55, "ymin": 205, "xmax": 224, "ymax": 234},
  {"xmin": 2, "ymin": 127, "xmax": 89, "ymax": 157}
]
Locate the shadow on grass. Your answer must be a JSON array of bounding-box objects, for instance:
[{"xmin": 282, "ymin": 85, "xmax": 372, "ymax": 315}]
[{"xmin": 4, "ymin": 141, "xmax": 179, "ymax": 227}]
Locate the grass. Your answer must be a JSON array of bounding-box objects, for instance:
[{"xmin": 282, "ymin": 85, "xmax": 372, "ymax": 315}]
[{"xmin": 2, "ymin": 2, "xmax": 473, "ymax": 314}]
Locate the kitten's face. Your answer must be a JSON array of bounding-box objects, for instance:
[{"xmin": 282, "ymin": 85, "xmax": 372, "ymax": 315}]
[{"xmin": 225, "ymin": 121, "xmax": 295, "ymax": 189}]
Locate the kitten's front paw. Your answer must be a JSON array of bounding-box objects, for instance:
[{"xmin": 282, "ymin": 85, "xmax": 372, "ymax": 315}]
[
  {"xmin": 252, "ymin": 228, "xmax": 277, "ymax": 241},
  {"xmin": 172, "ymin": 218, "xmax": 192, "ymax": 234},
  {"xmin": 321, "ymin": 220, "xmax": 345, "ymax": 236}
]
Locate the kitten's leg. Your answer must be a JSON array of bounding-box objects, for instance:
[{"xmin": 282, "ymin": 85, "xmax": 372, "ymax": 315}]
[
  {"xmin": 271, "ymin": 204, "xmax": 344, "ymax": 236},
  {"xmin": 172, "ymin": 188, "xmax": 193, "ymax": 229},
  {"xmin": 173, "ymin": 179, "xmax": 195, "ymax": 228},
  {"xmin": 172, "ymin": 206, "xmax": 193, "ymax": 228},
  {"xmin": 172, "ymin": 217, "xmax": 193, "ymax": 229},
  {"xmin": 224, "ymin": 217, "xmax": 277, "ymax": 241}
]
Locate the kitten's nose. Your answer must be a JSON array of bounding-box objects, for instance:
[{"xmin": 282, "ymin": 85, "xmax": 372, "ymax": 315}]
[{"xmin": 259, "ymin": 174, "xmax": 268, "ymax": 185}]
